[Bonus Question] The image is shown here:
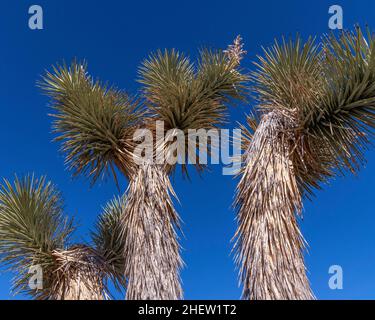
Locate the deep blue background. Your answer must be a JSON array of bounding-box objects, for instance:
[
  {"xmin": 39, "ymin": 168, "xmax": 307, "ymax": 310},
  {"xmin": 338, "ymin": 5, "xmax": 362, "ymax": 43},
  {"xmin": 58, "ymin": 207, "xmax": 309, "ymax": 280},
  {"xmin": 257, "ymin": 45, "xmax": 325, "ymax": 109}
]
[{"xmin": 0, "ymin": 0, "xmax": 374, "ymax": 299}]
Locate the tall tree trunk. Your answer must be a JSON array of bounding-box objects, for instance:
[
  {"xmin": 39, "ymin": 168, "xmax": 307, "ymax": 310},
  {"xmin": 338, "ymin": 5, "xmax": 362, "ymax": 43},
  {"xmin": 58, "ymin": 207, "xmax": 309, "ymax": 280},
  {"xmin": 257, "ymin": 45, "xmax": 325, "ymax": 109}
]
[
  {"xmin": 234, "ymin": 112, "xmax": 314, "ymax": 300},
  {"xmin": 122, "ymin": 164, "xmax": 183, "ymax": 300}
]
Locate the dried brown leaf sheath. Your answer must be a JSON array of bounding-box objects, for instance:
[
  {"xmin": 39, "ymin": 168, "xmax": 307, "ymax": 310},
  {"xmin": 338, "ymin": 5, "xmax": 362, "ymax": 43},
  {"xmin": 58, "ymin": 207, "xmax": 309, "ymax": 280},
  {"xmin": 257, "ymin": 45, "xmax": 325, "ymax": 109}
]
[
  {"xmin": 122, "ymin": 164, "xmax": 183, "ymax": 300},
  {"xmin": 234, "ymin": 112, "xmax": 314, "ymax": 300}
]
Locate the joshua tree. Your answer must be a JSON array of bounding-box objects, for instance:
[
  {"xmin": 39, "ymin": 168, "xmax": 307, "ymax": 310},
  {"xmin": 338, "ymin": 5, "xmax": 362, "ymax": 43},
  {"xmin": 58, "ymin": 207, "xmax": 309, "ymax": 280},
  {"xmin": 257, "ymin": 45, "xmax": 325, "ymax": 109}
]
[
  {"xmin": 40, "ymin": 37, "xmax": 248, "ymax": 299},
  {"xmin": 0, "ymin": 175, "xmax": 126, "ymax": 300},
  {"xmin": 234, "ymin": 27, "xmax": 375, "ymax": 300}
]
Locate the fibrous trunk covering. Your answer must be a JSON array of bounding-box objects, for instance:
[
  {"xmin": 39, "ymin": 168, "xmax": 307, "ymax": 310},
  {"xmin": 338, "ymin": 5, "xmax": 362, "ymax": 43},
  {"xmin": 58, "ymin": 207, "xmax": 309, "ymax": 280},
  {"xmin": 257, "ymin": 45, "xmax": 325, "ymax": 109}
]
[
  {"xmin": 234, "ymin": 111, "xmax": 314, "ymax": 300},
  {"xmin": 51, "ymin": 247, "xmax": 106, "ymax": 300},
  {"xmin": 122, "ymin": 164, "xmax": 182, "ymax": 300}
]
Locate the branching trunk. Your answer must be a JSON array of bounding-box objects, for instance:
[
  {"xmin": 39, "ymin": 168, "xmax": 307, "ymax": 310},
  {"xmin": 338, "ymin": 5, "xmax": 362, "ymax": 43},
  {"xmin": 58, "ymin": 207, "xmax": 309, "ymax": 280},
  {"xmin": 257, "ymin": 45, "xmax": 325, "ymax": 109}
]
[
  {"xmin": 122, "ymin": 164, "xmax": 183, "ymax": 300},
  {"xmin": 234, "ymin": 112, "xmax": 314, "ymax": 300}
]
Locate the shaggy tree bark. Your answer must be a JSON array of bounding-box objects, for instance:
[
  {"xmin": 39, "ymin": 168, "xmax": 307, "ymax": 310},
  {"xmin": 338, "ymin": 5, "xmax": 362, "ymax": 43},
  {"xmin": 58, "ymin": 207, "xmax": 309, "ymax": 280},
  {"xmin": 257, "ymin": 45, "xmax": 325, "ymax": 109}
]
[
  {"xmin": 234, "ymin": 112, "xmax": 314, "ymax": 300},
  {"xmin": 122, "ymin": 164, "xmax": 183, "ymax": 300},
  {"xmin": 55, "ymin": 277, "xmax": 104, "ymax": 300},
  {"xmin": 51, "ymin": 247, "xmax": 107, "ymax": 300}
]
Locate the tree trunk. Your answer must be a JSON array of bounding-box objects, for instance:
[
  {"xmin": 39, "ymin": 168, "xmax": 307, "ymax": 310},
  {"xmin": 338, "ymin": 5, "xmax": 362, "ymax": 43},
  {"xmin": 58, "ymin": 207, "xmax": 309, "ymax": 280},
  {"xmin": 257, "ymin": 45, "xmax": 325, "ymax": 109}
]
[
  {"xmin": 56, "ymin": 276, "xmax": 104, "ymax": 300},
  {"xmin": 122, "ymin": 163, "xmax": 183, "ymax": 300},
  {"xmin": 51, "ymin": 247, "xmax": 107, "ymax": 300},
  {"xmin": 234, "ymin": 112, "xmax": 314, "ymax": 300}
]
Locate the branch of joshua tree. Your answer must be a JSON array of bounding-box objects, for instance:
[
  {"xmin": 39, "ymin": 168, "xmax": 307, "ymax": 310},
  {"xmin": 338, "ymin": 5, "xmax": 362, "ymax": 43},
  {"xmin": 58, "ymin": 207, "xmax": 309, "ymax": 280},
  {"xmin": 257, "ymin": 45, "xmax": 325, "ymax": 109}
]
[
  {"xmin": 236, "ymin": 26, "xmax": 375, "ymax": 300},
  {"xmin": 40, "ymin": 37, "xmax": 248, "ymax": 301},
  {"xmin": 0, "ymin": 175, "xmax": 128, "ymax": 300},
  {"xmin": 41, "ymin": 36, "xmax": 248, "ymax": 181},
  {"xmin": 137, "ymin": 36, "xmax": 249, "ymax": 176},
  {"xmin": 251, "ymin": 27, "xmax": 375, "ymax": 194},
  {"xmin": 121, "ymin": 37, "xmax": 248, "ymax": 299},
  {"xmin": 0, "ymin": 175, "xmax": 73, "ymax": 299},
  {"xmin": 39, "ymin": 61, "xmax": 145, "ymax": 183}
]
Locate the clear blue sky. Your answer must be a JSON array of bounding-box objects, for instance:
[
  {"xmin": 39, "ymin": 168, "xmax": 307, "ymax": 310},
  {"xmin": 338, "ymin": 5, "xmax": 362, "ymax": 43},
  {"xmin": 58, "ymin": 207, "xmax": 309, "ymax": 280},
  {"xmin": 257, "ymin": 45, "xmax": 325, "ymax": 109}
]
[{"xmin": 1, "ymin": 0, "xmax": 375, "ymax": 300}]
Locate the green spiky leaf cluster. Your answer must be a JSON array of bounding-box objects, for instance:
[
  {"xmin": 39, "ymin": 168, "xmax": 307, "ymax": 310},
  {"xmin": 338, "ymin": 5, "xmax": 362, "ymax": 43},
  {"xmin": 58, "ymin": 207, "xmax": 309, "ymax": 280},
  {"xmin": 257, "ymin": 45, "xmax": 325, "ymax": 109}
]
[
  {"xmin": 0, "ymin": 175, "xmax": 74, "ymax": 298},
  {"xmin": 40, "ymin": 62, "xmax": 144, "ymax": 182},
  {"xmin": 92, "ymin": 195, "xmax": 126, "ymax": 291},
  {"xmin": 139, "ymin": 48, "xmax": 248, "ymax": 132},
  {"xmin": 234, "ymin": 27, "xmax": 375, "ymax": 300},
  {"xmin": 252, "ymin": 36, "xmax": 323, "ymax": 116},
  {"xmin": 40, "ymin": 39, "xmax": 248, "ymax": 183},
  {"xmin": 138, "ymin": 47, "xmax": 248, "ymax": 175},
  {"xmin": 0, "ymin": 175, "xmax": 129, "ymax": 299},
  {"xmin": 309, "ymin": 28, "xmax": 375, "ymax": 173},
  {"xmin": 251, "ymin": 27, "xmax": 375, "ymax": 194}
]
